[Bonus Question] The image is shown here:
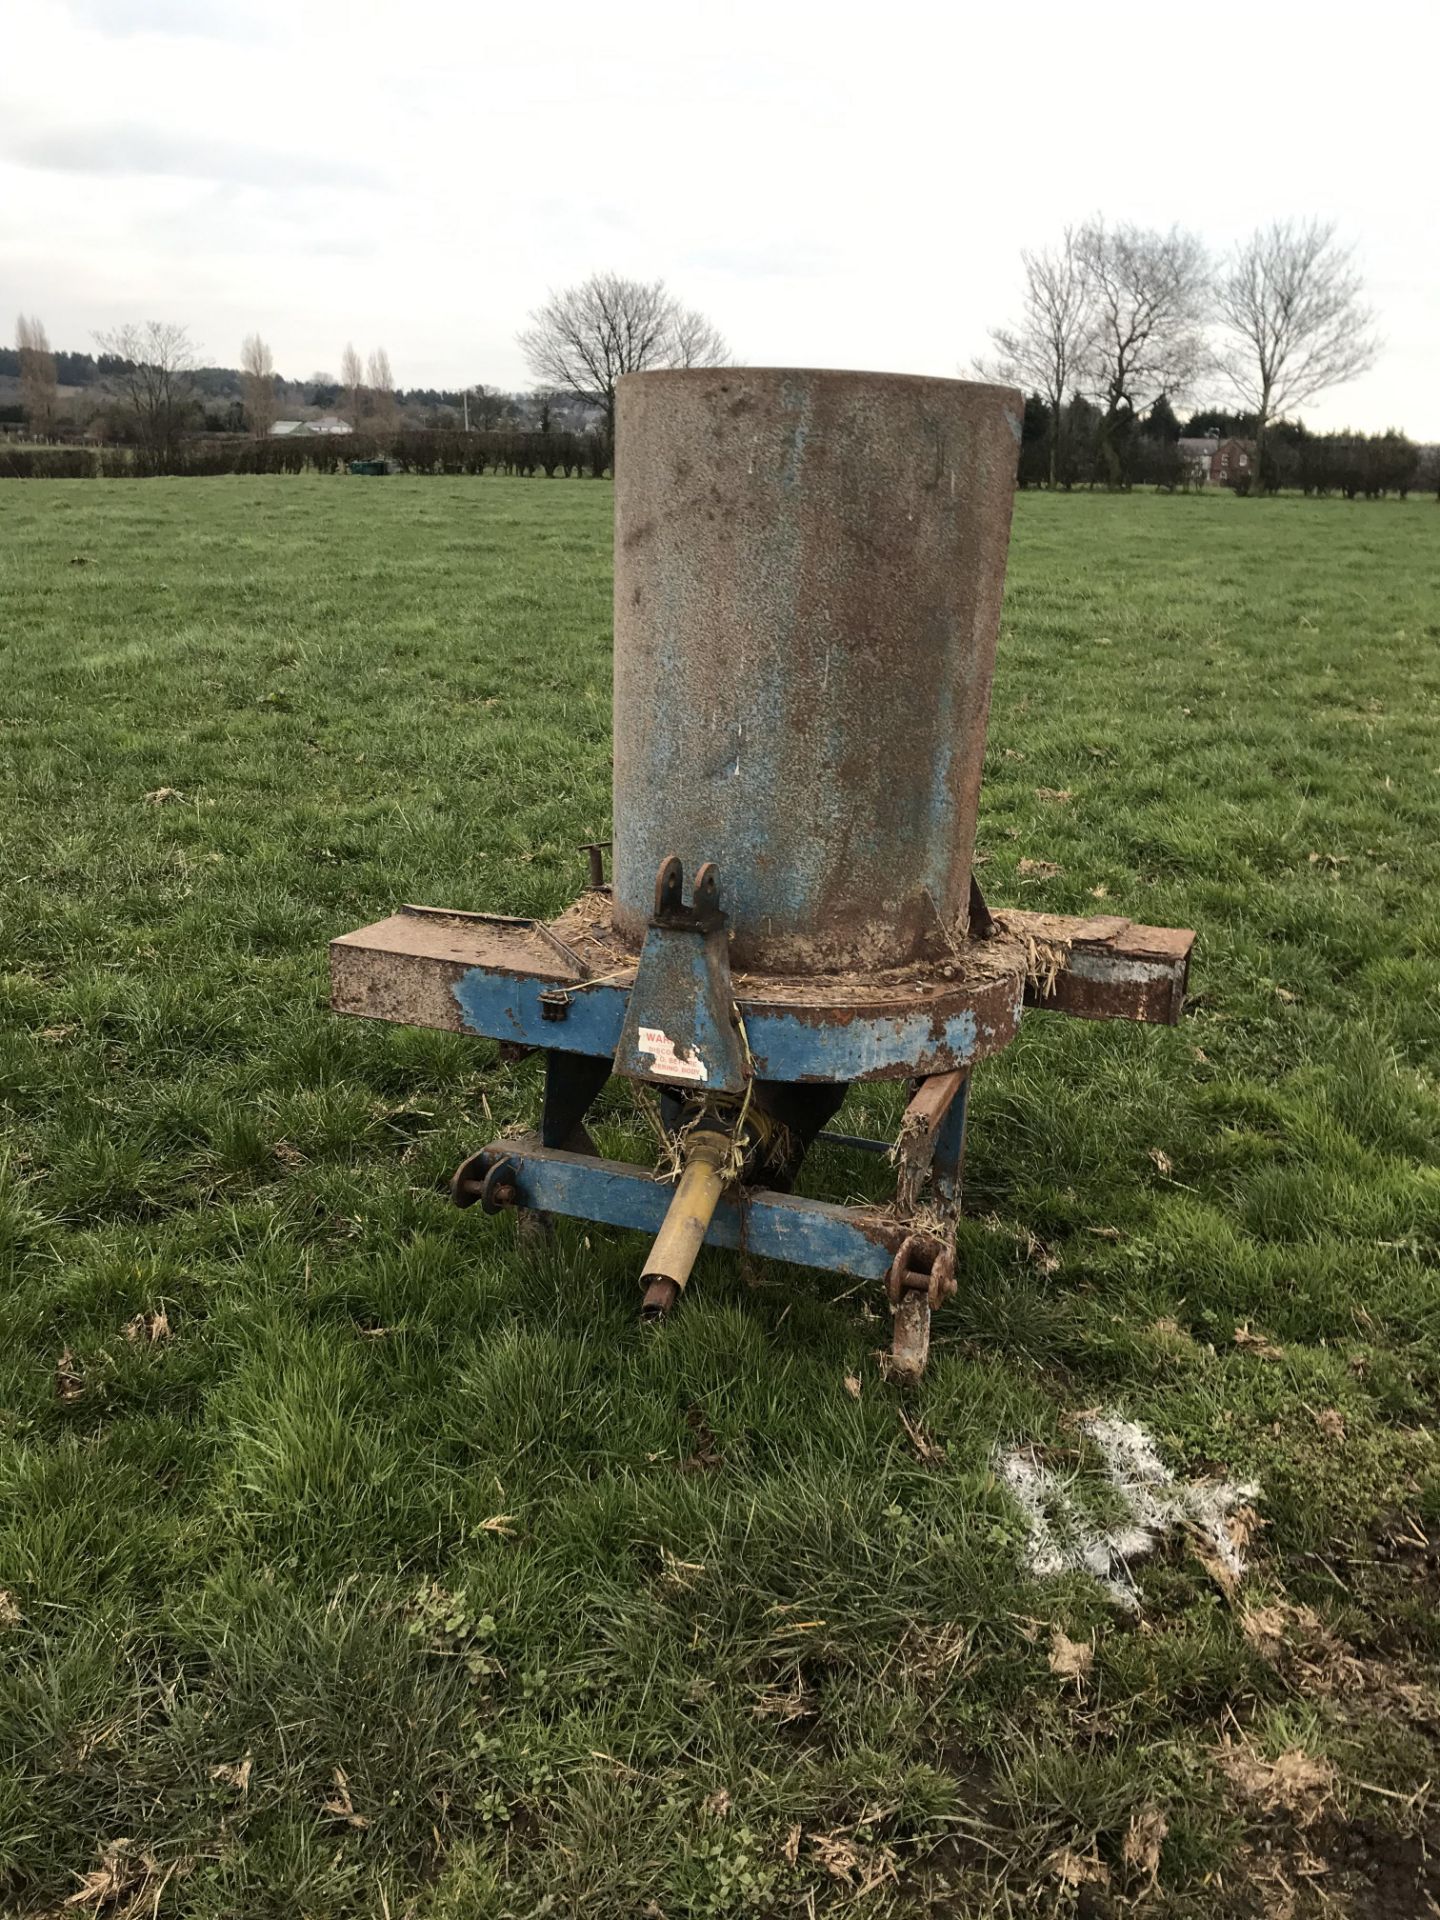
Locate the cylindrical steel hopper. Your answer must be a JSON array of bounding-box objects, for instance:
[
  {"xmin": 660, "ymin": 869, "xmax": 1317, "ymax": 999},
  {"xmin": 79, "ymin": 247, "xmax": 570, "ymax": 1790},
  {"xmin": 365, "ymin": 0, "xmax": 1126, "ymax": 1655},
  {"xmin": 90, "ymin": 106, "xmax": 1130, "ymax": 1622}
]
[{"xmin": 611, "ymin": 367, "xmax": 1020, "ymax": 974}]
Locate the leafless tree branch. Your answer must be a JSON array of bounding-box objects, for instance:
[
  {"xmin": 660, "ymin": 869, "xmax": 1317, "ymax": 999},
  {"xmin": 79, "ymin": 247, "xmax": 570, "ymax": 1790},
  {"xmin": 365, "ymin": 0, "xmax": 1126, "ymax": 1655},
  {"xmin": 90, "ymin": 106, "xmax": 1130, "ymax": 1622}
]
[
  {"xmin": 365, "ymin": 346, "xmax": 399, "ymax": 438},
  {"xmin": 16, "ymin": 313, "xmax": 58, "ymax": 438},
  {"xmin": 340, "ymin": 342, "xmax": 365, "ymax": 429},
  {"xmin": 518, "ymin": 273, "xmax": 729, "ymax": 439},
  {"xmin": 1216, "ymin": 219, "xmax": 1379, "ymax": 492},
  {"xmin": 1077, "ymin": 219, "xmax": 1209, "ymax": 480},
  {"xmin": 94, "ymin": 321, "xmax": 198, "ymax": 471},
  {"xmin": 240, "ymin": 332, "xmax": 277, "ymax": 439},
  {"xmin": 976, "ymin": 228, "xmax": 1094, "ymax": 486},
  {"xmin": 669, "ymin": 306, "xmax": 731, "ymax": 369}
]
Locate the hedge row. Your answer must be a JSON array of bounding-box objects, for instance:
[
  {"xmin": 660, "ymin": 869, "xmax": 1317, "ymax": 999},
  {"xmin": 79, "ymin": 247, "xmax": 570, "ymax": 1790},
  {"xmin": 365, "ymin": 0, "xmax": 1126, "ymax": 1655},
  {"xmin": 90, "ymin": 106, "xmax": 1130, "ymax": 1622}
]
[
  {"xmin": 0, "ymin": 427, "xmax": 612, "ymax": 481},
  {"xmin": 1017, "ymin": 413, "xmax": 1433, "ymax": 499},
  {"xmin": 3, "ymin": 423, "xmax": 1433, "ymax": 500}
]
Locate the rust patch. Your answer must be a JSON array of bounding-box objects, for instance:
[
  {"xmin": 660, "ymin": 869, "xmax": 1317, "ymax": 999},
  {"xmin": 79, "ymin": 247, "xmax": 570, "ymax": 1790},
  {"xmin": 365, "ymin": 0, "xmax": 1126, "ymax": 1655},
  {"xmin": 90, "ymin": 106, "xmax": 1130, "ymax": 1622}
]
[
  {"xmin": 330, "ymin": 896, "xmax": 1193, "ymax": 1049},
  {"xmin": 997, "ymin": 911, "xmax": 1194, "ymax": 1025}
]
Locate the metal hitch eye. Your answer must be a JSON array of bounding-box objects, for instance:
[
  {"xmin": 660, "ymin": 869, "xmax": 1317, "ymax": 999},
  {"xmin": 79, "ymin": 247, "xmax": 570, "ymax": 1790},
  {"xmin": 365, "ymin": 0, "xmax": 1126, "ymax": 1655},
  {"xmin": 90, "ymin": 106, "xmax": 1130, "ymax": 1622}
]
[
  {"xmin": 885, "ymin": 1235, "xmax": 957, "ymax": 1313},
  {"xmin": 479, "ymin": 1157, "xmax": 520, "ymax": 1215},
  {"xmin": 451, "ymin": 1150, "xmax": 492, "ymax": 1209},
  {"xmin": 451, "ymin": 1151, "xmax": 521, "ymax": 1214}
]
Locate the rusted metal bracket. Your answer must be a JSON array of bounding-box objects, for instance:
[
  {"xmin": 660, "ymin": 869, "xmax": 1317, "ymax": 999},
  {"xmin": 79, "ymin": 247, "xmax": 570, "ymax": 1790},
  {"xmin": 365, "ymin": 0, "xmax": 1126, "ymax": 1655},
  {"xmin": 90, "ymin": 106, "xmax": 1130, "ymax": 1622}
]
[
  {"xmin": 885, "ymin": 1236, "xmax": 957, "ymax": 1382},
  {"xmin": 895, "ymin": 1068, "xmax": 969, "ymax": 1214},
  {"xmin": 451, "ymin": 1151, "xmax": 519, "ymax": 1214},
  {"xmin": 579, "ymin": 840, "xmax": 612, "ymax": 890},
  {"xmin": 612, "ymin": 856, "xmax": 748, "ymax": 1094}
]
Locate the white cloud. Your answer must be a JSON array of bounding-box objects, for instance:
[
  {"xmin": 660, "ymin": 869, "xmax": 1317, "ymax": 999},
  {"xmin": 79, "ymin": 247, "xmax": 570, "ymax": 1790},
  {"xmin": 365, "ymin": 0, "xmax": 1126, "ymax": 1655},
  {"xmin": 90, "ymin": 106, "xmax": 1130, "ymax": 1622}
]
[
  {"xmin": 61, "ymin": 0, "xmax": 271, "ymax": 37},
  {"xmin": 3, "ymin": 0, "xmax": 1436, "ymax": 430},
  {"xmin": 8, "ymin": 125, "xmax": 382, "ymax": 190}
]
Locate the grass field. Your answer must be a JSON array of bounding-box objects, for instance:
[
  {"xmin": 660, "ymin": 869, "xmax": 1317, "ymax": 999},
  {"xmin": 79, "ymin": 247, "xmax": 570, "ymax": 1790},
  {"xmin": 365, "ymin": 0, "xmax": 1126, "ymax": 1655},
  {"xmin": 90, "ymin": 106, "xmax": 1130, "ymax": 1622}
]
[{"xmin": 1, "ymin": 475, "xmax": 1438, "ymax": 1919}]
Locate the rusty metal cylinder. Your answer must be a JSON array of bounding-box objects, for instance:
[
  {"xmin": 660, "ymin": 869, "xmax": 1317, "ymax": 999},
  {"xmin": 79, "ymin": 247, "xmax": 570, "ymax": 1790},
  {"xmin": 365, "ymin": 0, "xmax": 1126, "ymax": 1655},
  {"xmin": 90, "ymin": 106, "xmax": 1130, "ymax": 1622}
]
[{"xmin": 611, "ymin": 367, "xmax": 1021, "ymax": 975}]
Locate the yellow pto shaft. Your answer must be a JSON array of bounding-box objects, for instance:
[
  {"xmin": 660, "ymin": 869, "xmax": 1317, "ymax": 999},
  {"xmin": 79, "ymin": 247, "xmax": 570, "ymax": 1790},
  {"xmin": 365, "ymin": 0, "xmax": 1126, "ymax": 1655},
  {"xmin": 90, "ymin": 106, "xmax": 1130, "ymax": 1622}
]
[{"xmin": 639, "ymin": 1126, "xmax": 730, "ymax": 1317}]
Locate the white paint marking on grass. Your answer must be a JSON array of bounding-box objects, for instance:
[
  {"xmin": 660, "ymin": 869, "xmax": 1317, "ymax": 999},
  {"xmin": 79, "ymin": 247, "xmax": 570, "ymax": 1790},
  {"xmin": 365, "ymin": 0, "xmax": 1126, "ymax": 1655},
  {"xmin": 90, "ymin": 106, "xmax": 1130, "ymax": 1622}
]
[{"xmin": 996, "ymin": 1413, "xmax": 1260, "ymax": 1611}]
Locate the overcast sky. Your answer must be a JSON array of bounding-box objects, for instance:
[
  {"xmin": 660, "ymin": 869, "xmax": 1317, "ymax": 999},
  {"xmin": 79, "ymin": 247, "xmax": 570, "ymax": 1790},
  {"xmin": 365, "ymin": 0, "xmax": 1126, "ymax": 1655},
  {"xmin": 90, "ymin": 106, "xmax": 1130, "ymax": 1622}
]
[{"xmin": 3, "ymin": 0, "xmax": 1436, "ymax": 434}]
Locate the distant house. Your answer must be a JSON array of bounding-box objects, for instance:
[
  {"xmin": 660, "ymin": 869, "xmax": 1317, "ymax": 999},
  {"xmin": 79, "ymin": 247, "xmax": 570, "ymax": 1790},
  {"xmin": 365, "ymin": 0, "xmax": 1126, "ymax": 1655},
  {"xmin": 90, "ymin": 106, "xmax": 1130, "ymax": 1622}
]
[
  {"xmin": 269, "ymin": 415, "xmax": 354, "ymax": 437},
  {"xmin": 1176, "ymin": 435, "xmax": 1255, "ymax": 486},
  {"xmin": 1211, "ymin": 437, "xmax": 1254, "ymax": 487},
  {"xmin": 1178, "ymin": 435, "xmax": 1218, "ymax": 478}
]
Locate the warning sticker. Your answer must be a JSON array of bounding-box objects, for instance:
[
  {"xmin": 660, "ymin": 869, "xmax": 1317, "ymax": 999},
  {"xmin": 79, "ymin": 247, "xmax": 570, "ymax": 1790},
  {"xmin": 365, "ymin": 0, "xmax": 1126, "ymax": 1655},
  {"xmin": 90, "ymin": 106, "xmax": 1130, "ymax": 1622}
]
[{"xmin": 637, "ymin": 1026, "xmax": 708, "ymax": 1083}]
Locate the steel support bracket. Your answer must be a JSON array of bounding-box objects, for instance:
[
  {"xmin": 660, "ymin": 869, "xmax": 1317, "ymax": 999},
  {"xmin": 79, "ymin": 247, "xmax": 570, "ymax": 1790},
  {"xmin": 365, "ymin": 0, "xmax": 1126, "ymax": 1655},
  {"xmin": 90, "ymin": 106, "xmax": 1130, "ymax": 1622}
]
[
  {"xmin": 612, "ymin": 856, "xmax": 749, "ymax": 1095},
  {"xmin": 895, "ymin": 1068, "xmax": 970, "ymax": 1215},
  {"xmin": 885, "ymin": 1235, "xmax": 957, "ymax": 1382}
]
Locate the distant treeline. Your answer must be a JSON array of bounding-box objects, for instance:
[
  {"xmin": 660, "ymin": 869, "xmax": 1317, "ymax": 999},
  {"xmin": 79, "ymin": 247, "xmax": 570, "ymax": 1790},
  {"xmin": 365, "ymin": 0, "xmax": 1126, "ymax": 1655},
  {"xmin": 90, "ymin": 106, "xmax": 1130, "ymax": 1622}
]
[
  {"xmin": 2, "ymin": 416, "xmax": 1433, "ymax": 500},
  {"xmin": 0, "ymin": 345, "xmax": 137, "ymax": 389},
  {"xmin": 0, "ymin": 427, "xmax": 612, "ymax": 481},
  {"xmin": 1017, "ymin": 394, "xmax": 1433, "ymax": 499},
  {"xmin": 0, "ymin": 343, "xmax": 498, "ymax": 417}
]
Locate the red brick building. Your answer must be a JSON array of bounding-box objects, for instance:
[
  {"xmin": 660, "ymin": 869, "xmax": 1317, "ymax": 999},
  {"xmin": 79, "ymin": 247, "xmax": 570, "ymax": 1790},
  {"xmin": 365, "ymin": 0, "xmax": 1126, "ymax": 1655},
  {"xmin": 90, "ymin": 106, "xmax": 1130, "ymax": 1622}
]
[{"xmin": 1211, "ymin": 437, "xmax": 1255, "ymax": 487}]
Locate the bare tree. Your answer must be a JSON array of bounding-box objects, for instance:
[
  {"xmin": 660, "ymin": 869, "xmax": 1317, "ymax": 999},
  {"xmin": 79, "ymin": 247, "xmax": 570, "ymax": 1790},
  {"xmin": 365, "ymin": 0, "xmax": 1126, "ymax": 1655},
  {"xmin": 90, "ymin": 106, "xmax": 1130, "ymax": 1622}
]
[
  {"xmin": 669, "ymin": 305, "xmax": 731, "ymax": 369},
  {"xmin": 94, "ymin": 321, "xmax": 198, "ymax": 471},
  {"xmin": 340, "ymin": 342, "xmax": 365, "ymax": 428},
  {"xmin": 15, "ymin": 313, "xmax": 58, "ymax": 439},
  {"xmin": 1077, "ymin": 220, "xmax": 1209, "ymax": 483},
  {"xmin": 1216, "ymin": 220, "xmax": 1379, "ymax": 495},
  {"xmin": 365, "ymin": 346, "xmax": 399, "ymax": 436},
  {"xmin": 465, "ymin": 383, "xmax": 503, "ymax": 430},
  {"xmin": 978, "ymin": 228, "xmax": 1093, "ymax": 487},
  {"xmin": 518, "ymin": 272, "xmax": 726, "ymax": 441},
  {"xmin": 240, "ymin": 332, "xmax": 278, "ymax": 439}
]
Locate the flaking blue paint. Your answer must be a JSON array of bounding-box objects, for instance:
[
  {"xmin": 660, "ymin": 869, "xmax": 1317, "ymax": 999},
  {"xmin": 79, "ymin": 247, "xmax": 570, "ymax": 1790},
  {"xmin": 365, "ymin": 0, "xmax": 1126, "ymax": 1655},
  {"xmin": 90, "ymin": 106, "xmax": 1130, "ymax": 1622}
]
[
  {"xmin": 450, "ymin": 971, "xmax": 627, "ymax": 1057},
  {"xmin": 744, "ymin": 1001, "xmax": 981, "ymax": 1081},
  {"xmin": 611, "ymin": 369, "xmax": 1017, "ymax": 974},
  {"xmin": 448, "ymin": 965, "xmax": 990, "ymax": 1082}
]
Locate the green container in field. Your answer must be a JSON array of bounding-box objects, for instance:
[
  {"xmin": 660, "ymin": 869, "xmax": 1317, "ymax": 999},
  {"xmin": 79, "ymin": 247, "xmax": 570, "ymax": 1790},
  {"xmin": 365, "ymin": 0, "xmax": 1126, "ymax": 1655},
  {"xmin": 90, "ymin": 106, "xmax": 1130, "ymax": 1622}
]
[{"xmin": 349, "ymin": 458, "xmax": 391, "ymax": 476}]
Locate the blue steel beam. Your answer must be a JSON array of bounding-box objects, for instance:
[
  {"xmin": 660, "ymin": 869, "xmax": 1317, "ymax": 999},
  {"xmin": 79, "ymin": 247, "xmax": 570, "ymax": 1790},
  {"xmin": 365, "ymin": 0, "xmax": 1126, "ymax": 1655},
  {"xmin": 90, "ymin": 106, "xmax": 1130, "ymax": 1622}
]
[
  {"xmin": 447, "ymin": 966, "xmax": 1020, "ymax": 1083},
  {"xmin": 477, "ymin": 1137, "xmax": 915, "ymax": 1281}
]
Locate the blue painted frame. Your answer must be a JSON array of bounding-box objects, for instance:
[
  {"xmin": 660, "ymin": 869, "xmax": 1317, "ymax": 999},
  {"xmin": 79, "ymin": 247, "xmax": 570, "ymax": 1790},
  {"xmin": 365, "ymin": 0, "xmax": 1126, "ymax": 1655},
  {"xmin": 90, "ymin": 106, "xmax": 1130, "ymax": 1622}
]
[
  {"xmin": 480, "ymin": 1138, "xmax": 909, "ymax": 1280},
  {"xmin": 448, "ymin": 965, "xmax": 1022, "ymax": 1085}
]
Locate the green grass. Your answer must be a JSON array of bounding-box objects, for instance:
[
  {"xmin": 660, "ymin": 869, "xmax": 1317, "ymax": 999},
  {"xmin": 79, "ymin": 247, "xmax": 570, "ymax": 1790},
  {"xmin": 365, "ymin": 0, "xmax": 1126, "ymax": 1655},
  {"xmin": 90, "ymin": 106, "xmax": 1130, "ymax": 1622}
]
[{"xmin": 0, "ymin": 475, "xmax": 1438, "ymax": 1918}]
